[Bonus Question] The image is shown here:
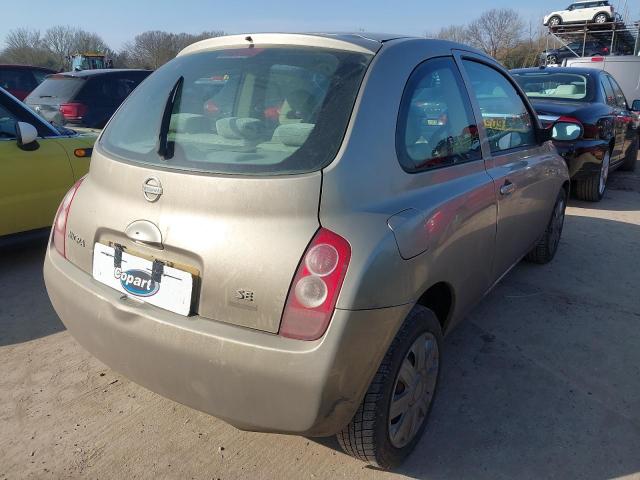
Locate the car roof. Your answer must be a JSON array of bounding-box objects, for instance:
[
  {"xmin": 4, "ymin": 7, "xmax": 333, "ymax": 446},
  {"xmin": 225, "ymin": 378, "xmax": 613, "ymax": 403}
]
[
  {"xmin": 0, "ymin": 64, "xmax": 56, "ymax": 72},
  {"xmin": 179, "ymin": 32, "xmax": 482, "ymax": 58},
  {"xmin": 53, "ymin": 69, "xmax": 151, "ymax": 78}
]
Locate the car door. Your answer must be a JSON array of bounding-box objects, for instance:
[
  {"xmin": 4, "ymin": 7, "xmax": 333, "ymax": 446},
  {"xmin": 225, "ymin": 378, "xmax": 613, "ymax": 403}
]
[
  {"xmin": 459, "ymin": 56, "xmax": 559, "ymax": 282},
  {"xmin": 600, "ymin": 75, "xmax": 622, "ymax": 161},
  {"xmin": 564, "ymin": 4, "xmax": 580, "ymax": 22},
  {"xmin": 569, "ymin": 2, "xmax": 587, "ymax": 21},
  {"xmin": 606, "ymin": 74, "xmax": 635, "ymax": 164},
  {"xmin": 392, "ymin": 55, "xmax": 497, "ymax": 320},
  {"xmin": 0, "ymin": 94, "xmax": 74, "ymax": 236},
  {"xmin": 584, "ymin": 2, "xmax": 600, "ymax": 21}
]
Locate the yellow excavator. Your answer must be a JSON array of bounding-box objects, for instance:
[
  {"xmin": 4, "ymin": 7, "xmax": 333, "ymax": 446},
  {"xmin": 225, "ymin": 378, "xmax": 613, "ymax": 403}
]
[{"xmin": 69, "ymin": 52, "xmax": 112, "ymax": 71}]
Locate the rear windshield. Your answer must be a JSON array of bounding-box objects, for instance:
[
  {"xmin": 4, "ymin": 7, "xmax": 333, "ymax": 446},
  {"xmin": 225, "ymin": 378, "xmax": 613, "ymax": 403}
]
[
  {"xmin": 512, "ymin": 72, "xmax": 593, "ymax": 102},
  {"xmin": 26, "ymin": 76, "xmax": 84, "ymax": 102},
  {"xmin": 99, "ymin": 46, "xmax": 372, "ymax": 175}
]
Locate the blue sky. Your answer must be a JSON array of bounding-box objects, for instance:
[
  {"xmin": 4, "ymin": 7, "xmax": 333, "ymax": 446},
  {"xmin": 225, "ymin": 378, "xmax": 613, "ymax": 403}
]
[{"xmin": 2, "ymin": 0, "xmax": 639, "ymax": 50}]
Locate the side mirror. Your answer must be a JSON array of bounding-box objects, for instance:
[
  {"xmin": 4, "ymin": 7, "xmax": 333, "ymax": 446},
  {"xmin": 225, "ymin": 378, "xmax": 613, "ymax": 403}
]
[
  {"xmin": 551, "ymin": 121, "xmax": 583, "ymax": 142},
  {"xmin": 15, "ymin": 122, "xmax": 38, "ymax": 148},
  {"xmin": 631, "ymin": 99, "xmax": 640, "ymax": 112}
]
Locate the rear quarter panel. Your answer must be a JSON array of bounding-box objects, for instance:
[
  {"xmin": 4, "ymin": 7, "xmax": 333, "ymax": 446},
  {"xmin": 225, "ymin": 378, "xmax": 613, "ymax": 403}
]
[{"xmin": 320, "ymin": 39, "xmax": 498, "ymax": 331}]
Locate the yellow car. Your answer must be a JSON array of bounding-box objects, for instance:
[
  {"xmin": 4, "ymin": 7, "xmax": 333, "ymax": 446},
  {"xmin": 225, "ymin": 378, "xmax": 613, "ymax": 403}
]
[{"xmin": 0, "ymin": 87, "xmax": 96, "ymax": 237}]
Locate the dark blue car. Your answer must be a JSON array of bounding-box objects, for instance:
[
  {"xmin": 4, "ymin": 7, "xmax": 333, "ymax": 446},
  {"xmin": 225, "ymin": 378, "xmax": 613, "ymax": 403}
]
[{"xmin": 512, "ymin": 66, "xmax": 639, "ymax": 201}]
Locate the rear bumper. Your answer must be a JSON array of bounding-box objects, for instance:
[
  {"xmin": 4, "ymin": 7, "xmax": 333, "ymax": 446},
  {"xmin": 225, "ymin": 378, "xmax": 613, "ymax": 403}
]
[{"xmin": 44, "ymin": 245, "xmax": 410, "ymax": 436}]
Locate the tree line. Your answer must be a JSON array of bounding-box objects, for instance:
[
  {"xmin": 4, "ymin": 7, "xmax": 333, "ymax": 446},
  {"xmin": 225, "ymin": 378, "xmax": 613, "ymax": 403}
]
[
  {"xmin": 0, "ymin": 26, "xmax": 225, "ymax": 71},
  {"xmin": 1, "ymin": 10, "xmax": 546, "ymax": 72},
  {"xmin": 427, "ymin": 8, "xmax": 550, "ymax": 69}
]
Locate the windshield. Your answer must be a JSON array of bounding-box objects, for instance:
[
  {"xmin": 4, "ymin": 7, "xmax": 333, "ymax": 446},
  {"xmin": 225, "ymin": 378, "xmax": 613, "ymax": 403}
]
[
  {"xmin": 99, "ymin": 46, "xmax": 372, "ymax": 175},
  {"xmin": 26, "ymin": 76, "xmax": 84, "ymax": 102},
  {"xmin": 512, "ymin": 72, "xmax": 592, "ymax": 101}
]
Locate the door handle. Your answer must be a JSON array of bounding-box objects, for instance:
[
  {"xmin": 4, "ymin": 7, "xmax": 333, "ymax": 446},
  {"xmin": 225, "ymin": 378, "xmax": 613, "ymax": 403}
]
[{"xmin": 500, "ymin": 181, "xmax": 516, "ymax": 196}]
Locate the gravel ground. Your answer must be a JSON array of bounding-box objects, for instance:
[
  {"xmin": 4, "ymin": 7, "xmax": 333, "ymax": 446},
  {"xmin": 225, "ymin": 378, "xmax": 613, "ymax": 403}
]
[{"xmin": 1, "ymin": 161, "xmax": 639, "ymax": 480}]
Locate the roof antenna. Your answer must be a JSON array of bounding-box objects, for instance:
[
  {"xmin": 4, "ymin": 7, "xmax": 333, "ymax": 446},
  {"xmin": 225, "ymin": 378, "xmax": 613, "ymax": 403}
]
[{"xmin": 245, "ymin": 35, "xmax": 254, "ymax": 47}]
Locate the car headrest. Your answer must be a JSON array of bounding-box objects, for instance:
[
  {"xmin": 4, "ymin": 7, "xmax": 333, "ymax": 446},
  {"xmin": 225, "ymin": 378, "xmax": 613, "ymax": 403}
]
[
  {"xmin": 556, "ymin": 84, "xmax": 578, "ymax": 95},
  {"xmin": 216, "ymin": 117, "xmax": 264, "ymax": 140},
  {"xmin": 273, "ymin": 123, "xmax": 315, "ymax": 147}
]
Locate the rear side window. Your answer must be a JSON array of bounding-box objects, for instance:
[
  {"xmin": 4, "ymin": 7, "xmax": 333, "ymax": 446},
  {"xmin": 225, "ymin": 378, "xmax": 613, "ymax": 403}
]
[
  {"xmin": 396, "ymin": 57, "xmax": 481, "ymax": 172},
  {"xmin": 606, "ymin": 75, "xmax": 628, "ymax": 108},
  {"xmin": 100, "ymin": 47, "xmax": 372, "ymax": 175},
  {"xmin": 462, "ymin": 60, "xmax": 536, "ymax": 154},
  {"xmin": 76, "ymin": 78, "xmax": 105, "ymax": 103},
  {"xmin": 601, "ymin": 76, "xmax": 616, "ymax": 105},
  {"xmin": 26, "ymin": 76, "xmax": 84, "ymax": 102},
  {"xmin": 78, "ymin": 74, "xmax": 148, "ymax": 105},
  {"xmin": 113, "ymin": 77, "xmax": 144, "ymax": 102}
]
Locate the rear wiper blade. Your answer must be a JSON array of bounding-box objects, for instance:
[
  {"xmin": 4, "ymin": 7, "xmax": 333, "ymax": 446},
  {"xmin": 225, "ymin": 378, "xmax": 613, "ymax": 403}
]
[
  {"xmin": 157, "ymin": 76, "xmax": 183, "ymax": 160},
  {"xmin": 39, "ymin": 95, "xmax": 56, "ymax": 98}
]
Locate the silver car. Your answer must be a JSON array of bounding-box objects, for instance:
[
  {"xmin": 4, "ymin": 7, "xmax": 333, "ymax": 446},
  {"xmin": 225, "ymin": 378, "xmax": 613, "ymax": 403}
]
[{"xmin": 44, "ymin": 33, "xmax": 575, "ymax": 468}]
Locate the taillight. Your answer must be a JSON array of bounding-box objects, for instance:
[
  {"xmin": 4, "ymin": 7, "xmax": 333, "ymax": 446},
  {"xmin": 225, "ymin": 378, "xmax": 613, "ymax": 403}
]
[
  {"xmin": 53, "ymin": 178, "xmax": 84, "ymax": 258},
  {"xmin": 591, "ymin": 57, "xmax": 605, "ymax": 62},
  {"xmin": 59, "ymin": 102, "xmax": 88, "ymax": 120},
  {"xmin": 279, "ymin": 228, "xmax": 351, "ymax": 341}
]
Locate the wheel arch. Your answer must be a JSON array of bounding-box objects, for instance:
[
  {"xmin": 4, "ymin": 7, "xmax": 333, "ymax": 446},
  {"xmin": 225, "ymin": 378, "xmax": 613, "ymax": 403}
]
[
  {"xmin": 549, "ymin": 15, "xmax": 562, "ymax": 24},
  {"xmin": 593, "ymin": 11, "xmax": 610, "ymax": 21},
  {"xmin": 415, "ymin": 281, "xmax": 455, "ymax": 334}
]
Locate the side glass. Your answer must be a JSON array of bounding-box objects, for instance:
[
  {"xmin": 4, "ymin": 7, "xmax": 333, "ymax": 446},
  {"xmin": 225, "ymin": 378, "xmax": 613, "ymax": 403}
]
[
  {"xmin": 608, "ymin": 76, "xmax": 628, "ymax": 109},
  {"xmin": 396, "ymin": 56, "xmax": 481, "ymax": 172},
  {"xmin": 601, "ymin": 77, "xmax": 616, "ymax": 106},
  {"xmin": 0, "ymin": 103, "xmax": 18, "ymax": 139},
  {"xmin": 462, "ymin": 60, "xmax": 537, "ymax": 154}
]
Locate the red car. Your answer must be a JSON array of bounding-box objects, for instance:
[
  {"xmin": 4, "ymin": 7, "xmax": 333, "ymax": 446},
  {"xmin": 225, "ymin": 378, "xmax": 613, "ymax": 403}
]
[{"xmin": 0, "ymin": 65, "xmax": 55, "ymax": 101}]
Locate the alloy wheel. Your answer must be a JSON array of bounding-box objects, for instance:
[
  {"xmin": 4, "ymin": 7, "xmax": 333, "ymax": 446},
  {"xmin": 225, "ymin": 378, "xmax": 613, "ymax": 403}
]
[
  {"xmin": 550, "ymin": 17, "xmax": 560, "ymax": 27},
  {"xmin": 388, "ymin": 332, "xmax": 439, "ymax": 449},
  {"xmin": 595, "ymin": 14, "xmax": 607, "ymax": 23}
]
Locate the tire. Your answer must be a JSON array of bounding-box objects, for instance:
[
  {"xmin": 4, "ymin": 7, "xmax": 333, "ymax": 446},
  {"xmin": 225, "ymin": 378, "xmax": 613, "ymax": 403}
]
[
  {"xmin": 547, "ymin": 54, "xmax": 559, "ymax": 65},
  {"xmin": 574, "ymin": 149, "xmax": 611, "ymax": 201},
  {"xmin": 593, "ymin": 13, "xmax": 609, "ymax": 23},
  {"xmin": 548, "ymin": 16, "xmax": 562, "ymax": 27},
  {"xmin": 336, "ymin": 306, "xmax": 442, "ymax": 470},
  {"xmin": 620, "ymin": 135, "xmax": 638, "ymax": 172},
  {"xmin": 525, "ymin": 188, "xmax": 567, "ymax": 264}
]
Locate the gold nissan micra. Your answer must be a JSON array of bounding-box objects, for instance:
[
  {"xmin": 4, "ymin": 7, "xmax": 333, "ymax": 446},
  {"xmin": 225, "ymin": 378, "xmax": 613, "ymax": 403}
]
[{"xmin": 44, "ymin": 33, "xmax": 575, "ymax": 468}]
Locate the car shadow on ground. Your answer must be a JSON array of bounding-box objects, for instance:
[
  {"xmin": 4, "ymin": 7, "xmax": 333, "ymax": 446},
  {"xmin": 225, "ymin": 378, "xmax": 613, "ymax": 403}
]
[
  {"xmin": 0, "ymin": 235, "xmax": 65, "ymax": 347},
  {"xmin": 400, "ymin": 213, "xmax": 640, "ymax": 480},
  {"xmin": 312, "ymin": 213, "xmax": 640, "ymax": 479}
]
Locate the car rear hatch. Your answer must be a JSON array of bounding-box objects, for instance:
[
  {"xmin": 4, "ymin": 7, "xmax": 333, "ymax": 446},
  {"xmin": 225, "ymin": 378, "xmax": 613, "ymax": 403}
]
[
  {"xmin": 67, "ymin": 151, "xmax": 321, "ymax": 333},
  {"xmin": 25, "ymin": 75, "xmax": 85, "ymax": 125},
  {"xmin": 61, "ymin": 41, "xmax": 373, "ymax": 334}
]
